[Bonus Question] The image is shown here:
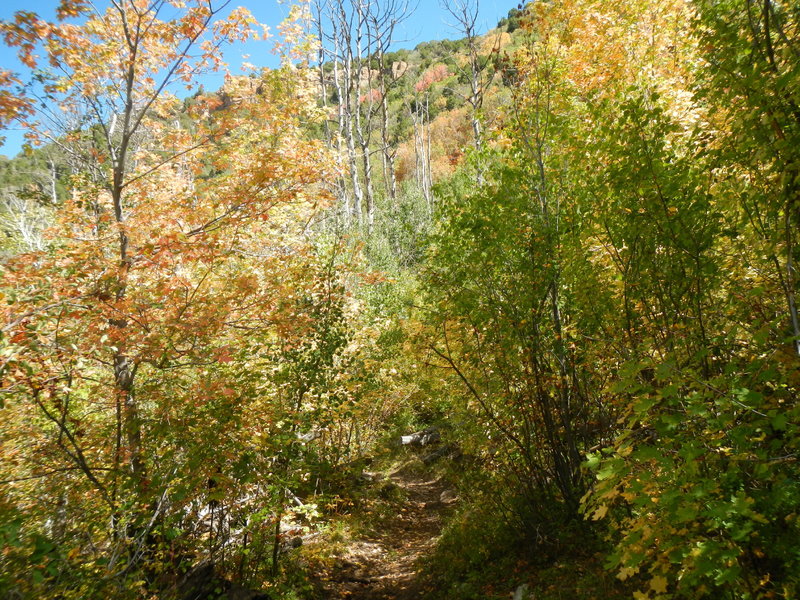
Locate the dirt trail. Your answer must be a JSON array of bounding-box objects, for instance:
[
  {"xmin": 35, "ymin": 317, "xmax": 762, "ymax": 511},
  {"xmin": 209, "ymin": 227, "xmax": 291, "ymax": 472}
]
[{"xmin": 322, "ymin": 468, "xmax": 454, "ymax": 600}]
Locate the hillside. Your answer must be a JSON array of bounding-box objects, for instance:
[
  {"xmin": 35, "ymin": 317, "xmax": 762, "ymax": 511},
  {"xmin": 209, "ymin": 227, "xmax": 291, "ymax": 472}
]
[{"xmin": 0, "ymin": 7, "xmax": 522, "ymax": 256}]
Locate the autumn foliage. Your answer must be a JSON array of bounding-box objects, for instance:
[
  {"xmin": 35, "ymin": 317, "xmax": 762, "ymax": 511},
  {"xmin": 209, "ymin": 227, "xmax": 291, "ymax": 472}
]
[
  {"xmin": 421, "ymin": 1, "xmax": 800, "ymax": 598},
  {"xmin": 414, "ymin": 64, "xmax": 452, "ymax": 93},
  {"xmin": 0, "ymin": 1, "xmax": 347, "ymax": 596},
  {"xmin": 1, "ymin": 0, "xmax": 800, "ymax": 599}
]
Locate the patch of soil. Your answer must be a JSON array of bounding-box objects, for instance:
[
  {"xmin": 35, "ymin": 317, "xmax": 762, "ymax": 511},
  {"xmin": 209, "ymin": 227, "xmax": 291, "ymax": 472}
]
[{"xmin": 320, "ymin": 468, "xmax": 456, "ymax": 600}]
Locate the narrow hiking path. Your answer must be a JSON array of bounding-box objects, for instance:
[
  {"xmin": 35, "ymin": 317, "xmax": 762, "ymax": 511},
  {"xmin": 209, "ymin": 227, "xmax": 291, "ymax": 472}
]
[{"xmin": 317, "ymin": 465, "xmax": 456, "ymax": 600}]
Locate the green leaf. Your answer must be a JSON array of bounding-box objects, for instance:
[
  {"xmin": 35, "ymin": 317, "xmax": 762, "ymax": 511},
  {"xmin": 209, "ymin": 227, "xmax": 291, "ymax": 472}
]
[{"xmin": 771, "ymin": 414, "xmax": 788, "ymax": 432}]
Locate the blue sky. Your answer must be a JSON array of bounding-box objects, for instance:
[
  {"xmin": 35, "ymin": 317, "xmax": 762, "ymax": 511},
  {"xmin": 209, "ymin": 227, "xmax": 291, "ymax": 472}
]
[{"xmin": 0, "ymin": 0, "xmax": 512, "ymax": 157}]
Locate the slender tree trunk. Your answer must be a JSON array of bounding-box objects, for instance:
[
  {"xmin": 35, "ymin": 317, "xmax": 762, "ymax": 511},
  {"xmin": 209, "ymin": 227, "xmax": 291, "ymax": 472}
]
[
  {"xmin": 271, "ymin": 509, "xmax": 282, "ymax": 576},
  {"xmin": 379, "ymin": 69, "xmax": 397, "ymax": 203},
  {"xmin": 784, "ymin": 205, "xmax": 800, "ymax": 356},
  {"xmin": 361, "ymin": 140, "xmax": 375, "ymax": 231},
  {"xmin": 352, "ymin": 4, "xmax": 374, "ymax": 226},
  {"xmin": 342, "ymin": 48, "xmax": 362, "ymax": 223},
  {"xmin": 110, "ymin": 155, "xmax": 147, "ymax": 490},
  {"xmin": 48, "ymin": 159, "xmax": 58, "ymax": 204},
  {"xmin": 412, "ymin": 105, "xmax": 422, "ymax": 191},
  {"xmin": 330, "ymin": 37, "xmax": 352, "ymax": 224},
  {"xmin": 425, "ymin": 94, "xmax": 433, "ymax": 208},
  {"xmin": 381, "ymin": 135, "xmax": 390, "ymax": 199}
]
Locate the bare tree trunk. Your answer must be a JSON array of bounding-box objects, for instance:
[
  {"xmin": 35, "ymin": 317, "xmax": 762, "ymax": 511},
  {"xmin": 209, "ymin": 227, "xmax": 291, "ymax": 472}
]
[
  {"xmin": 48, "ymin": 158, "xmax": 58, "ymax": 204},
  {"xmin": 361, "ymin": 139, "xmax": 375, "ymax": 231},
  {"xmin": 314, "ymin": 3, "xmax": 348, "ymax": 226},
  {"xmin": 380, "ymin": 130, "xmax": 390, "ymax": 199},
  {"xmin": 315, "ymin": 0, "xmax": 412, "ymax": 227},
  {"xmin": 425, "ymin": 94, "xmax": 433, "ymax": 208},
  {"xmin": 342, "ymin": 39, "xmax": 363, "ymax": 223},
  {"xmin": 411, "ymin": 104, "xmax": 424, "ymax": 200},
  {"xmin": 375, "ymin": 27, "xmax": 401, "ymax": 205},
  {"xmin": 332, "ymin": 26, "xmax": 354, "ymax": 223},
  {"xmin": 412, "ymin": 98, "xmax": 433, "ymax": 209},
  {"xmin": 441, "ymin": 0, "xmax": 501, "ymax": 185}
]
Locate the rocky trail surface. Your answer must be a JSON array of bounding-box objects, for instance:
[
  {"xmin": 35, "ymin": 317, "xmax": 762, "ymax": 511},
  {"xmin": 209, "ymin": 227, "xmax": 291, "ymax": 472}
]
[{"xmin": 318, "ymin": 466, "xmax": 457, "ymax": 600}]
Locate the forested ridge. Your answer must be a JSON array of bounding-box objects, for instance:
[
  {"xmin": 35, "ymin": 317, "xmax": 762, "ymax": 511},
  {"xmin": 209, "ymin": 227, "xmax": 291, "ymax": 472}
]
[{"xmin": 0, "ymin": 1, "xmax": 798, "ymax": 599}]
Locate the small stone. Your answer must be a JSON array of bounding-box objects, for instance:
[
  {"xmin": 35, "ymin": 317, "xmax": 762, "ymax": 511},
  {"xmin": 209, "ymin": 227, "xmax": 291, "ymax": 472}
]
[
  {"xmin": 439, "ymin": 489, "xmax": 458, "ymax": 504},
  {"xmin": 513, "ymin": 583, "xmax": 531, "ymax": 600}
]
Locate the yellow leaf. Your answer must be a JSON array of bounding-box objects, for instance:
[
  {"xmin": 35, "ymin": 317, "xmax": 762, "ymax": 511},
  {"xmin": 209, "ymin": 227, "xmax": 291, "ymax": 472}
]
[
  {"xmin": 592, "ymin": 504, "xmax": 609, "ymax": 520},
  {"xmin": 617, "ymin": 444, "xmax": 633, "ymax": 457},
  {"xmin": 650, "ymin": 575, "xmax": 668, "ymax": 594}
]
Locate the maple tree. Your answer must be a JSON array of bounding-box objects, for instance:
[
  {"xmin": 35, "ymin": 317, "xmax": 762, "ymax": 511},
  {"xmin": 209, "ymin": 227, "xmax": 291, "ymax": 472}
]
[{"xmin": 0, "ymin": 1, "xmax": 342, "ymax": 596}]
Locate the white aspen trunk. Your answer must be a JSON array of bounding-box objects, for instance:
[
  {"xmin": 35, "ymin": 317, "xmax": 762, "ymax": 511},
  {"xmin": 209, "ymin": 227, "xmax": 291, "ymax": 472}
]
[
  {"xmin": 352, "ymin": 2, "xmax": 372, "ymax": 226},
  {"xmin": 343, "ymin": 46, "xmax": 363, "ymax": 223},
  {"xmin": 330, "ymin": 28, "xmax": 352, "ymax": 224},
  {"xmin": 48, "ymin": 158, "xmax": 58, "ymax": 204},
  {"xmin": 381, "ymin": 132, "xmax": 390, "ymax": 198},
  {"xmin": 470, "ymin": 53, "xmax": 483, "ymax": 153},
  {"xmin": 412, "ymin": 106, "xmax": 422, "ymax": 191},
  {"xmin": 416, "ymin": 103, "xmax": 431, "ymax": 207},
  {"xmin": 361, "ymin": 139, "xmax": 375, "ymax": 231},
  {"xmin": 376, "ymin": 46, "xmax": 396, "ymax": 204},
  {"xmin": 425, "ymin": 94, "xmax": 433, "ymax": 208}
]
